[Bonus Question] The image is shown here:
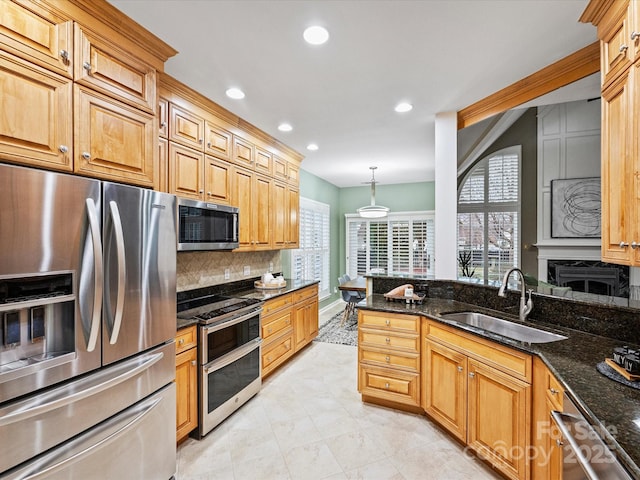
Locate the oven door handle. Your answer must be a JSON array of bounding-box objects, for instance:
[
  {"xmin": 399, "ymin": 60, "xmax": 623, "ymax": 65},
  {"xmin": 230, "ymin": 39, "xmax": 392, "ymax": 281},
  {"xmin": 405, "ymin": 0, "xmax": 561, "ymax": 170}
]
[
  {"xmin": 550, "ymin": 410, "xmax": 600, "ymax": 480},
  {"xmin": 203, "ymin": 338, "xmax": 261, "ymax": 373},
  {"xmin": 204, "ymin": 308, "xmax": 262, "ymax": 334}
]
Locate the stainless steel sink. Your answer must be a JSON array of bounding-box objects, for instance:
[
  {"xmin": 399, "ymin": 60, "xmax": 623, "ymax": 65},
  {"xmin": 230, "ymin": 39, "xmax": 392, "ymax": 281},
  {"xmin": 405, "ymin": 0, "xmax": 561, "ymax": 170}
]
[{"xmin": 439, "ymin": 312, "xmax": 568, "ymax": 343}]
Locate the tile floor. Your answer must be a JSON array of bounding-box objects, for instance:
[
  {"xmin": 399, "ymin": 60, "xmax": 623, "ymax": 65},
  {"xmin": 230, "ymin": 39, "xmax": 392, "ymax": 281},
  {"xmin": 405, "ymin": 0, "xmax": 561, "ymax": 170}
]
[{"xmin": 176, "ymin": 304, "xmax": 502, "ymax": 480}]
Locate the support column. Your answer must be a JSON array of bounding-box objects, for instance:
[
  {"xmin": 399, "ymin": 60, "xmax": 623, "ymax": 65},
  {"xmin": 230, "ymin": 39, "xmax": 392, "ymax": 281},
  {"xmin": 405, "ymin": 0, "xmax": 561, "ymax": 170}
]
[{"xmin": 434, "ymin": 111, "xmax": 458, "ymax": 279}]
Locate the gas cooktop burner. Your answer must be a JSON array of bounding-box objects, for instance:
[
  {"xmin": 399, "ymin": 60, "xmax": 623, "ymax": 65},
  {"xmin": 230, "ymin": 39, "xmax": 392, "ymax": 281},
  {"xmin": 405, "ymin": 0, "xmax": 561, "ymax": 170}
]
[{"xmin": 177, "ymin": 294, "xmax": 261, "ymax": 325}]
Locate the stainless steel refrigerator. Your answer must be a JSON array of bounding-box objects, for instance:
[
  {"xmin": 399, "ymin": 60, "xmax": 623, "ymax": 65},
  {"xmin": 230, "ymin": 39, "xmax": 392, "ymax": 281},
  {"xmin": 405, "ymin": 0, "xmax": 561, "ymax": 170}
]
[{"xmin": 0, "ymin": 163, "xmax": 177, "ymax": 479}]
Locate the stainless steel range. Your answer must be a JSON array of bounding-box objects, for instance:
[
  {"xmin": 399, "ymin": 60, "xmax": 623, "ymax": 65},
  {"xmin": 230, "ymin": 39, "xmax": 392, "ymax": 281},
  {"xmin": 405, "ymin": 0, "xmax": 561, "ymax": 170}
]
[{"xmin": 178, "ymin": 294, "xmax": 262, "ymax": 437}]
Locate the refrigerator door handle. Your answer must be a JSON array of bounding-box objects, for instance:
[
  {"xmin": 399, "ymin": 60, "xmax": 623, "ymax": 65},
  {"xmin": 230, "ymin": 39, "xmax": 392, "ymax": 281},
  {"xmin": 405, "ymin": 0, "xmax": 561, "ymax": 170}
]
[
  {"xmin": 108, "ymin": 200, "xmax": 126, "ymax": 345},
  {"xmin": 85, "ymin": 198, "xmax": 103, "ymax": 353},
  {"xmin": 0, "ymin": 350, "xmax": 164, "ymax": 427}
]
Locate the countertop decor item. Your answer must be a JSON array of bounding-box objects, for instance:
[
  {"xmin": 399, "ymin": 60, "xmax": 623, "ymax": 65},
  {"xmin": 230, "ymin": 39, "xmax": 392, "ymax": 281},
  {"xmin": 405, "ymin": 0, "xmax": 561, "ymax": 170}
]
[{"xmin": 597, "ymin": 361, "xmax": 640, "ymax": 390}]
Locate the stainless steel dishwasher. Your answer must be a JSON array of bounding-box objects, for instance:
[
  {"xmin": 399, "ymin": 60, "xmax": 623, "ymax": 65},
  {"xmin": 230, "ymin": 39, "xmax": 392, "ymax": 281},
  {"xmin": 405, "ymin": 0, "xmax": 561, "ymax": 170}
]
[{"xmin": 551, "ymin": 392, "xmax": 632, "ymax": 479}]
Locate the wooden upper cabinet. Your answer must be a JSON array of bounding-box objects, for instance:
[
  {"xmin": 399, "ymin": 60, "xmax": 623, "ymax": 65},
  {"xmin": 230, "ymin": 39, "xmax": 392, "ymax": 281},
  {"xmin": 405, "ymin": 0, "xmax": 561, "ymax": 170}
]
[
  {"xmin": 205, "ymin": 155, "xmax": 231, "ymax": 204},
  {"xmin": 273, "ymin": 155, "xmax": 288, "ymax": 182},
  {"xmin": 597, "ymin": 0, "xmax": 635, "ymax": 87},
  {"xmin": 272, "ymin": 182, "xmax": 288, "ymax": 249},
  {"xmin": 233, "ymin": 136, "xmax": 254, "ymax": 168},
  {"xmin": 204, "ymin": 121, "xmax": 232, "ymax": 160},
  {"xmin": 0, "ymin": 52, "xmax": 72, "ymax": 171},
  {"xmin": 0, "ymin": 0, "xmax": 73, "ymax": 78},
  {"xmin": 255, "ymin": 147, "xmax": 272, "ymax": 175},
  {"xmin": 168, "ymin": 142, "xmax": 204, "ymax": 200},
  {"xmin": 287, "ymin": 161, "xmax": 300, "ymax": 185},
  {"xmin": 158, "ymin": 97, "xmax": 168, "ymax": 138},
  {"xmin": 231, "ymin": 166, "xmax": 253, "ymax": 249},
  {"xmin": 74, "ymin": 85, "xmax": 155, "ymax": 186},
  {"xmin": 169, "ymin": 103, "xmax": 205, "ymax": 151},
  {"xmin": 253, "ymin": 174, "xmax": 272, "ymax": 249},
  {"xmin": 74, "ymin": 24, "xmax": 156, "ymax": 114}
]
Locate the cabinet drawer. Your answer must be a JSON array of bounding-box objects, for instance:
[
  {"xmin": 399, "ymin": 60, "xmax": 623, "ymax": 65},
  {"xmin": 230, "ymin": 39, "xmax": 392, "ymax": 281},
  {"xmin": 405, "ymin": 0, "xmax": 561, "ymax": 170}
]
[
  {"xmin": 359, "ymin": 347, "xmax": 419, "ymax": 372},
  {"xmin": 176, "ymin": 325, "xmax": 197, "ymax": 354},
  {"xmin": 261, "ymin": 310, "xmax": 292, "ymax": 341},
  {"xmin": 262, "ymin": 331, "xmax": 294, "ymax": 376},
  {"xmin": 74, "ymin": 25, "xmax": 156, "ymax": 114},
  {"xmin": 359, "ymin": 364, "xmax": 420, "ymax": 408},
  {"xmin": 359, "ymin": 328, "xmax": 419, "ymax": 353},
  {"xmin": 169, "ymin": 103, "xmax": 205, "ymax": 151},
  {"xmin": 0, "ymin": 0, "xmax": 73, "ymax": 77},
  {"xmin": 293, "ymin": 285, "xmax": 318, "ymax": 304},
  {"xmin": 204, "ymin": 121, "xmax": 232, "ymax": 160},
  {"xmin": 359, "ymin": 310, "xmax": 419, "ymax": 334},
  {"xmin": 543, "ymin": 368, "xmax": 564, "ymax": 410},
  {"xmin": 425, "ymin": 320, "xmax": 531, "ymax": 383},
  {"xmin": 262, "ymin": 294, "xmax": 292, "ymax": 315},
  {"xmin": 233, "ymin": 136, "xmax": 254, "ymax": 168}
]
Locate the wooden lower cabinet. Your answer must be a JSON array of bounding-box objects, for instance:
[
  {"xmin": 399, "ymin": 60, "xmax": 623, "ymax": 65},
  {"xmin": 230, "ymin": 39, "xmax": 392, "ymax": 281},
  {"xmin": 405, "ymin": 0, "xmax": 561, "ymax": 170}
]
[
  {"xmin": 175, "ymin": 325, "xmax": 198, "ymax": 443},
  {"xmin": 422, "ymin": 319, "xmax": 532, "ymax": 480},
  {"xmin": 531, "ymin": 357, "xmax": 564, "ymax": 480},
  {"xmin": 358, "ymin": 311, "xmax": 421, "ymax": 409},
  {"xmin": 261, "ymin": 285, "xmax": 319, "ymax": 378}
]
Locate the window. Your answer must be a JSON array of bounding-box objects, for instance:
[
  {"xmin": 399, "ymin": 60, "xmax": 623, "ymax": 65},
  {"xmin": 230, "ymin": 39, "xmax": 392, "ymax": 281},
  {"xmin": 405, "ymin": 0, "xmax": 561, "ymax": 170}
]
[
  {"xmin": 346, "ymin": 212, "xmax": 435, "ymax": 278},
  {"xmin": 291, "ymin": 197, "xmax": 330, "ymax": 299},
  {"xmin": 457, "ymin": 147, "xmax": 520, "ymax": 284}
]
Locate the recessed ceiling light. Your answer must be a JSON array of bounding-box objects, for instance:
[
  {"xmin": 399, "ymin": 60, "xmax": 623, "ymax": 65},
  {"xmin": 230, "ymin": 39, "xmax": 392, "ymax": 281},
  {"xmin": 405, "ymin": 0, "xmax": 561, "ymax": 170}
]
[
  {"xmin": 394, "ymin": 102, "xmax": 413, "ymax": 113},
  {"xmin": 307, "ymin": 143, "xmax": 319, "ymax": 151},
  {"xmin": 278, "ymin": 123, "xmax": 293, "ymax": 132},
  {"xmin": 226, "ymin": 87, "xmax": 245, "ymax": 99},
  {"xmin": 303, "ymin": 26, "xmax": 329, "ymax": 45}
]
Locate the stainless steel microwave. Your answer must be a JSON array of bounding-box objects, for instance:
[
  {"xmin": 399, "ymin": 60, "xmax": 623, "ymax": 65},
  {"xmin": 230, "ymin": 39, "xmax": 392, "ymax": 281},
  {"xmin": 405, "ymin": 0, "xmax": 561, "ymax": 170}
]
[{"xmin": 177, "ymin": 198, "xmax": 239, "ymax": 251}]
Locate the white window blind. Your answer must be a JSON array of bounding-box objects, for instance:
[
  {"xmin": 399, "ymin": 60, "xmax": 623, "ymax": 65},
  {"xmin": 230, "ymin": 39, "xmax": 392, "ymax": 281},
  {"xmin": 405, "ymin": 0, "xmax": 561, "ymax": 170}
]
[
  {"xmin": 457, "ymin": 148, "xmax": 520, "ymax": 284},
  {"xmin": 346, "ymin": 212, "xmax": 435, "ymax": 278},
  {"xmin": 291, "ymin": 197, "xmax": 330, "ymax": 299}
]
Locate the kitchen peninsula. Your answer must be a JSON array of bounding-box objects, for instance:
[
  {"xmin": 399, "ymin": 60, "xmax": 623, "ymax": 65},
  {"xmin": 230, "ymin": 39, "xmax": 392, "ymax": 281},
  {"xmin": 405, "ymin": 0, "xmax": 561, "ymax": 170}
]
[{"xmin": 358, "ymin": 276, "xmax": 640, "ymax": 480}]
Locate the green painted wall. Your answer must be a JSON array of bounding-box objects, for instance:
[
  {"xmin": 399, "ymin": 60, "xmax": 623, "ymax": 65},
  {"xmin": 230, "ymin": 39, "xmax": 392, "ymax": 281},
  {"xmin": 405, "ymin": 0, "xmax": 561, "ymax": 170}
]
[{"xmin": 283, "ymin": 171, "xmax": 435, "ymax": 309}]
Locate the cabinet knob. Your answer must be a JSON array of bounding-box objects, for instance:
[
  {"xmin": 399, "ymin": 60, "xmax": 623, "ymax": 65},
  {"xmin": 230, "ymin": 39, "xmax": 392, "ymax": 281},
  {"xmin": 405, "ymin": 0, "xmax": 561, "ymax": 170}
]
[
  {"xmin": 191, "ymin": 360, "xmax": 196, "ymax": 366},
  {"xmin": 620, "ymin": 241, "xmax": 629, "ymax": 248},
  {"xmin": 385, "ymin": 319, "xmax": 390, "ymax": 326},
  {"xmin": 199, "ymin": 138, "xmax": 203, "ymax": 144},
  {"xmin": 632, "ymin": 242, "xmax": 638, "ymax": 249},
  {"xmin": 384, "ymin": 382, "xmax": 390, "ymax": 389},
  {"xmin": 556, "ymin": 439, "xmax": 564, "ymax": 447},
  {"xmin": 457, "ymin": 366, "xmax": 463, "ymax": 372},
  {"xmin": 199, "ymin": 189, "xmax": 204, "ymax": 194},
  {"xmin": 160, "ymin": 121, "xmax": 167, "ymax": 128},
  {"xmin": 632, "ymin": 31, "xmax": 640, "ymax": 41},
  {"xmin": 82, "ymin": 152, "xmax": 91, "ymax": 160},
  {"xmin": 385, "ymin": 356, "xmax": 390, "ymax": 363},
  {"xmin": 469, "ymin": 372, "xmax": 475, "ymax": 378},
  {"xmin": 207, "ymin": 142, "xmax": 212, "ymax": 148},
  {"xmin": 549, "ymin": 388, "xmax": 558, "ymax": 395},
  {"xmin": 59, "ymin": 50, "xmax": 69, "ymax": 61},
  {"xmin": 207, "ymin": 192, "xmax": 212, "ymax": 196},
  {"xmin": 59, "ymin": 145, "xmax": 69, "ymax": 153},
  {"xmin": 178, "ymin": 339, "xmax": 184, "ymax": 345},
  {"xmin": 620, "ymin": 44, "xmax": 629, "ymax": 53},
  {"xmin": 385, "ymin": 337, "xmax": 390, "ymax": 344},
  {"xmin": 83, "ymin": 61, "xmax": 92, "ymax": 72}
]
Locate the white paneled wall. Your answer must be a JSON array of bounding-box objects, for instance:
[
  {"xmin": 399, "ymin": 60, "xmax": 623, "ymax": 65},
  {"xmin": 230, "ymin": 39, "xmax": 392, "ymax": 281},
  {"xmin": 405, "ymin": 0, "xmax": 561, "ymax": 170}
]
[{"xmin": 536, "ymin": 100, "xmax": 601, "ymax": 281}]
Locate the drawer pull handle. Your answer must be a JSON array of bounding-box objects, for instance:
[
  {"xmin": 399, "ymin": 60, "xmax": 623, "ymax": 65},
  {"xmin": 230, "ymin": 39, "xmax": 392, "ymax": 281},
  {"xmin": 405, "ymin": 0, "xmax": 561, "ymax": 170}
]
[
  {"xmin": 385, "ymin": 320, "xmax": 390, "ymax": 326},
  {"xmin": 178, "ymin": 339, "xmax": 184, "ymax": 345},
  {"xmin": 60, "ymin": 50, "xmax": 69, "ymax": 61},
  {"xmin": 469, "ymin": 372, "xmax": 475, "ymax": 378},
  {"xmin": 59, "ymin": 145, "xmax": 69, "ymax": 153},
  {"xmin": 384, "ymin": 382, "xmax": 390, "ymax": 389},
  {"xmin": 556, "ymin": 439, "xmax": 563, "ymax": 447},
  {"xmin": 83, "ymin": 61, "xmax": 92, "ymax": 72},
  {"xmin": 82, "ymin": 152, "xmax": 91, "ymax": 160},
  {"xmin": 549, "ymin": 388, "xmax": 558, "ymax": 395},
  {"xmin": 385, "ymin": 337, "xmax": 390, "ymax": 344},
  {"xmin": 620, "ymin": 44, "xmax": 629, "ymax": 53},
  {"xmin": 457, "ymin": 366, "xmax": 463, "ymax": 372},
  {"xmin": 385, "ymin": 356, "xmax": 390, "ymax": 363},
  {"xmin": 632, "ymin": 31, "xmax": 640, "ymax": 41},
  {"xmin": 191, "ymin": 360, "xmax": 196, "ymax": 366}
]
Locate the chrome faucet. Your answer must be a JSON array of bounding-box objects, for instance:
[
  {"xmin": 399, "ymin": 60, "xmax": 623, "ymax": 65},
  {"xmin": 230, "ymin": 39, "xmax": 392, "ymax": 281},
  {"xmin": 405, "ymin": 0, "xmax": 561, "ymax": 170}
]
[{"xmin": 497, "ymin": 267, "xmax": 533, "ymax": 322}]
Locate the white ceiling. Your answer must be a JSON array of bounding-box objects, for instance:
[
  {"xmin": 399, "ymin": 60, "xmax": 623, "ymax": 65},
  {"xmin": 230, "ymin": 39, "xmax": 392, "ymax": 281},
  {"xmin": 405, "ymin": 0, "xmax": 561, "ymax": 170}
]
[{"xmin": 110, "ymin": 0, "xmax": 598, "ymax": 188}]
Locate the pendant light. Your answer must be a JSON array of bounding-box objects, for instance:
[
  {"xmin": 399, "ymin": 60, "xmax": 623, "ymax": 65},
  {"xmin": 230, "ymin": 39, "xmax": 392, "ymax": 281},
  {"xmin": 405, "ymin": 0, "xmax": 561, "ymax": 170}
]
[{"xmin": 357, "ymin": 166, "xmax": 390, "ymax": 218}]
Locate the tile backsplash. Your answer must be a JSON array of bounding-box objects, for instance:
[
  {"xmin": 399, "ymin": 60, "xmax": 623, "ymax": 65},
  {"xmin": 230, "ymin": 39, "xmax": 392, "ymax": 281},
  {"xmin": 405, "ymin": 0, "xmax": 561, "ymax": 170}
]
[{"xmin": 177, "ymin": 250, "xmax": 281, "ymax": 292}]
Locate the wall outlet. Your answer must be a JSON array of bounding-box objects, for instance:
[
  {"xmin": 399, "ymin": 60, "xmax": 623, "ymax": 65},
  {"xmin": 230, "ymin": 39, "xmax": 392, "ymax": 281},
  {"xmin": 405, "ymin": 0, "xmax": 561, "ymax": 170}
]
[
  {"xmin": 269, "ymin": 262, "xmax": 273, "ymax": 272},
  {"xmin": 243, "ymin": 265, "xmax": 250, "ymax": 276},
  {"xmin": 224, "ymin": 268, "xmax": 230, "ymax": 280}
]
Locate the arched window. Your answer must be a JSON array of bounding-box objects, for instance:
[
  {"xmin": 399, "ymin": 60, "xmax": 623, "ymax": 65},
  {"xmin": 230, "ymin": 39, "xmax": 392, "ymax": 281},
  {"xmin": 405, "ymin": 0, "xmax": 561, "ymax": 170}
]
[{"xmin": 457, "ymin": 146, "xmax": 520, "ymax": 284}]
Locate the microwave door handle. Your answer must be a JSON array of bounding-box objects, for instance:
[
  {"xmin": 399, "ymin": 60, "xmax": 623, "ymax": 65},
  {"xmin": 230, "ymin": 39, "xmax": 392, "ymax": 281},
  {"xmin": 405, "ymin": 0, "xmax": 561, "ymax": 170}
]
[
  {"xmin": 108, "ymin": 201, "xmax": 126, "ymax": 345},
  {"xmin": 234, "ymin": 213, "xmax": 238, "ymax": 241},
  {"xmin": 85, "ymin": 198, "xmax": 103, "ymax": 352}
]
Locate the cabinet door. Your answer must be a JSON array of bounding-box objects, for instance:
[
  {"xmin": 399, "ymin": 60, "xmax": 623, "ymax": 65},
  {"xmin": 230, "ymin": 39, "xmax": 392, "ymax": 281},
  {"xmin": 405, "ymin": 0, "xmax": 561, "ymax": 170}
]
[
  {"xmin": 288, "ymin": 186, "xmax": 300, "ymax": 247},
  {"xmin": 293, "ymin": 302, "xmax": 307, "ymax": 351},
  {"xmin": 0, "ymin": 0, "xmax": 73, "ymax": 77},
  {"xmin": 467, "ymin": 359, "xmax": 530, "ymax": 480},
  {"xmin": 423, "ymin": 340, "xmax": 467, "ymax": 442},
  {"xmin": 168, "ymin": 143, "xmax": 205, "ymax": 200},
  {"xmin": 204, "ymin": 121, "xmax": 232, "ymax": 160},
  {"xmin": 233, "ymin": 136, "xmax": 254, "ymax": 168},
  {"xmin": 599, "ymin": 0, "xmax": 633, "ymax": 88},
  {"xmin": 272, "ymin": 181, "xmax": 288, "ymax": 249},
  {"xmin": 205, "ymin": 155, "xmax": 231, "ymax": 204},
  {"xmin": 0, "ymin": 52, "xmax": 72, "ymax": 170},
  {"xmin": 74, "ymin": 25, "xmax": 156, "ymax": 114},
  {"xmin": 169, "ymin": 103, "xmax": 205, "ymax": 151},
  {"xmin": 74, "ymin": 86, "xmax": 155, "ymax": 186},
  {"xmin": 602, "ymin": 71, "xmax": 632, "ymax": 263},
  {"xmin": 231, "ymin": 166, "xmax": 254, "ymax": 250},
  {"xmin": 287, "ymin": 161, "xmax": 300, "ymax": 185},
  {"xmin": 175, "ymin": 347, "xmax": 197, "ymax": 442},
  {"xmin": 255, "ymin": 147, "xmax": 272, "ymax": 175},
  {"xmin": 273, "ymin": 155, "xmax": 288, "ymax": 182},
  {"xmin": 253, "ymin": 174, "xmax": 272, "ymax": 249},
  {"xmin": 307, "ymin": 296, "xmax": 319, "ymax": 340}
]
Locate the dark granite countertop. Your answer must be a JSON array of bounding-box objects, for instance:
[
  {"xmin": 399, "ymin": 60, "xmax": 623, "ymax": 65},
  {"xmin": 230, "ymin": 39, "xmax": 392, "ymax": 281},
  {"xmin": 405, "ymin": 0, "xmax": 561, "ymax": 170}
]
[
  {"xmin": 359, "ymin": 294, "xmax": 640, "ymax": 479},
  {"xmin": 176, "ymin": 279, "xmax": 319, "ymax": 331}
]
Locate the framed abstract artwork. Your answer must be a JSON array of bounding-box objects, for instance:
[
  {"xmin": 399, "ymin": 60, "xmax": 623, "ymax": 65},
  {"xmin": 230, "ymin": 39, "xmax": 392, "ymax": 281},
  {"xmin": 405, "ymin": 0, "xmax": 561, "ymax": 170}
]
[{"xmin": 551, "ymin": 177, "xmax": 601, "ymax": 238}]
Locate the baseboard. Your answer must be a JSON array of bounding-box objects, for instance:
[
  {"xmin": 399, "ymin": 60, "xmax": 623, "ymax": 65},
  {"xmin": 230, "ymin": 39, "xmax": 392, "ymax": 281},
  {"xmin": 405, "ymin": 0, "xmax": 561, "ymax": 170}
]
[{"xmin": 319, "ymin": 299, "xmax": 344, "ymax": 315}]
